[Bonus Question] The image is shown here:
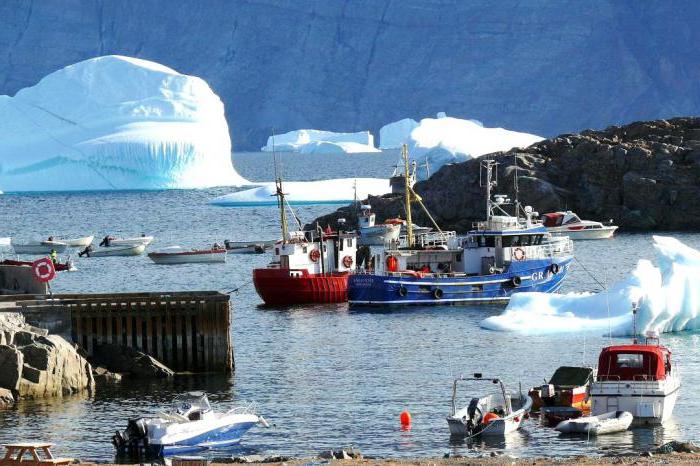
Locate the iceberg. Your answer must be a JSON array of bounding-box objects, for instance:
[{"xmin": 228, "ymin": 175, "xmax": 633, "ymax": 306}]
[
  {"xmin": 0, "ymin": 55, "xmax": 247, "ymax": 192},
  {"xmin": 210, "ymin": 178, "xmax": 389, "ymax": 206},
  {"xmin": 481, "ymin": 236, "xmax": 700, "ymax": 336},
  {"xmin": 381, "ymin": 113, "xmax": 543, "ymax": 180},
  {"xmin": 260, "ymin": 129, "xmax": 379, "ymax": 154}
]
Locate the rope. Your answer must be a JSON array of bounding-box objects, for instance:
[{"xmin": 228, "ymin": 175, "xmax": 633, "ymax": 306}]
[
  {"xmin": 225, "ymin": 278, "xmax": 254, "ymax": 295},
  {"xmin": 573, "ymin": 255, "xmax": 608, "ymax": 290}
]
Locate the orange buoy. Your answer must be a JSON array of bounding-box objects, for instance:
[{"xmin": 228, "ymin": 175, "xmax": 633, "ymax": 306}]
[
  {"xmin": 482, "ymin": 412, "xmax": 501, "ymax": 425},
  {"xmin": 386, "ymin": 255, "xmax": 398, "ymax": 272},
  {"xmin": 400, "ymin": 410, "xmax": 412, "ymax": 426}
]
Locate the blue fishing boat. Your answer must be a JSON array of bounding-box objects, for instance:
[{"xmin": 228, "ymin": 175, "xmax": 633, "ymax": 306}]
[{"xmin": 348, "ymin": 150, "xmax": 573, "ymax": 306}]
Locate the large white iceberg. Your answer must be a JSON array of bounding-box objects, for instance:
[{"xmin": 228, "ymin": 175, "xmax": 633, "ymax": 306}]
[
  {"xmin": 481, "ymin": 236, "xmax": 700, "ymax": 336},
  {"xmin": 380, "ymin": 113, "xmax": 543, "ymax": 180},
  {"xmin": 0, "ymin": 55, "xmax": 247, "ymax": 192},
  {"xmin": 210, "ymin": 178, "xmax": 389, "ymax": 206},
  {"xmin": 260, "ymin": 129, "xmax": 380, "ymax": 154}
]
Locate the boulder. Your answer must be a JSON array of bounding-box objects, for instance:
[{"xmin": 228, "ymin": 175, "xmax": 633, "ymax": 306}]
[
  {"xmin": 93, "ymin": 366, "xmax": 122, "ymax": 383},
  {"xmin": 0, "ymin": 388, "xmax": 13, "ymax": 407},
  {"xmin": 93, "ymin": 344, "xmax": 174, "ymax": 378},
  {"xmin": 0, "ymin": 345, "xmax": 23, "ymax": 391}
]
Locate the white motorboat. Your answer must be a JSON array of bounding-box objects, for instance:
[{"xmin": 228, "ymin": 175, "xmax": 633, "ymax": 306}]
[
  {"xmin": 113, "ymin": 392, "xmax": 269, "ymax": 459},
  {"xmin": 80, "ymin": 244, "xmax": 146, "ymax": 257},
  {"xmin": 12, "ymin": 240, "xmax": 68, "ymax": 254},
  {"xmin": 224, "ymin": 239, "xmax": 275, "ymax": 254},
  {"xmin": 555, "ymin": 410, "xmax": 633, "ymax": 435},
  {"xmin": 357, "ymin": 204, "xmax": 401, "ymax": 246},
  {"xmin": 542, "ymin": 211, "xmax": 618, "ymax": 240},
  {"xmin": 589, "ymin": 325, "xmax": 680, "ymax": 426},
  {"xmin": 59, "ymin": 235, "xmax": 95, "ymax": 248},
  {"xmin": 99, "ymin": 235, "xmax": 154, "ymax": 247},
  {"xmin": 447, "ymin": 373, "xmax": 533, "ymax": 437},
  {"xmin": 148, "ymin": 247, "xmax": 227, "ymax": 265}
]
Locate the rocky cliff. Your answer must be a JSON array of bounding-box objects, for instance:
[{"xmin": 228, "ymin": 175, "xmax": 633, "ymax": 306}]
[
  {"xmin": 310, "ymin": 117, "xmax": 700, "ymax": 231},
  {"xmin": 1, "ymin": 1, "xmax": 699, "ymax": 149}
]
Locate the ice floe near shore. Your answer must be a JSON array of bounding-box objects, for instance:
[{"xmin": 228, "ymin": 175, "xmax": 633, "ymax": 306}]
[
  {"xmin": 380, "ymin": 113, "xmax": 543, "ymax": 180},
  {"xmin": 0, "ymin": 55, "xmax": 247, "ymax": 192},
  {"xmin": 261, "ymin": 129, "xmax": 379, "ymax": 154},
  {"xmin": 481, "ymin": 236, "xmax": 700, "ymax": 336},
  {"xmin": 210, "ymin": 178, "xmax": 389, "ymax": 206}
]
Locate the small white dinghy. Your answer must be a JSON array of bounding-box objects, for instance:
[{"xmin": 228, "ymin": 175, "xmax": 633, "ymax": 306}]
[
  {"xmin": 99, "ymin": 235, "xmax": 154, "ymax": 247},
  {"xmin": 555, "ymin": 410, "xmax": 633, "ymax": 435},
  {"xmin": 447, "ymin": 373, "xmax": 532, "ymax": 437},
  {"xmin": 148, "ymin": 246, "xmax": 227, "ymax": 265},
  {"xmin": 60, "ymin": 235, "xmax": 95, "ymax": 248},
  {"xmin": 12, "ymin": 240, "xmax": 68, "ymax": 254},
  {"xmin": 80, "ymin": 244, "xmax": 146, "ymax": 257}
]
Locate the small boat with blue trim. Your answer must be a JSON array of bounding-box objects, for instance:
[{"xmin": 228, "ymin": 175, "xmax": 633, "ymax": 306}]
[
  {"xmin": 348, "ymin": 149, "xmax": 573, "ymax": 306},
  {"xmin": 113, "ymin": 392, "xmax": 269, "ymax": 459}
]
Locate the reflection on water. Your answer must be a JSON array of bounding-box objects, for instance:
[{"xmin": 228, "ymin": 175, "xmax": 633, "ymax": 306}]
[{"xmin": 0, "ymin": 152, "xmax": 698, "ymax": 461}]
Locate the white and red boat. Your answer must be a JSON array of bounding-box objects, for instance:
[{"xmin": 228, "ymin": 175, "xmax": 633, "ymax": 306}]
[
  {"xmin": 252, "ymin": 178, "xmax": 357, "ymax": 305},
  {"xmin": 148, "ymin": 246, "xmax": 227, "ymax": 265},
  {"xmin": 542, "ymin": 211, "xmax": 618, "ymax": 240},
  {"xmin": 589, "ymin": 330, "xmax": 680, "ymax": 425}
]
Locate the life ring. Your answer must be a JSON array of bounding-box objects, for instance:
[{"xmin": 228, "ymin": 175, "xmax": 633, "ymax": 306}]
[
  {"xmin": 513, "ymin": 247, "xmax": 526, "ymax": 261},
  {"xmin": 309, "ymin": 249, "xmax": 320, "ymax": 262},
  {"xmin": 511, "ymin": 276, "xmax": 522, "ymax": 287},
  {"xmin": 32, "ymin": 257, "xmax": 56, "ymax": 283},
  {"xmin": 386, "ymin": 255, "xmax": 398, "ymax": 272},
  {"xmin": 398, "ymin": 285, "xmax": 408, "ymax": 297},
  {"xmin": 342, "ymin": 255, "xmax": 353, "ymax": 268},
  {"xmin": 432, "ymin": 288, "xmax": 444, "ymax": 299},
  {"xmin": 550, "ymin": 263, "xmax": 560, "ymax": 274}
]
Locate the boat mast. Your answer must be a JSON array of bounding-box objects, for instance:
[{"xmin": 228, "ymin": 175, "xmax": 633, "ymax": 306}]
[
  {"xmin": 402, "ymin": 144, "xmax": 414, "ymax": 248},
  {"xmin": 272, "ymin": 130, "xmax": 289, "ymax": 244},
  {"xmin": 484, "ymin": 160, "xmax": 493, "ymax": 221}
]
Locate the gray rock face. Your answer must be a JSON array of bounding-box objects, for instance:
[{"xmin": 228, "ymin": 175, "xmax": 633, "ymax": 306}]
[
  {"xmin": 1, "ymin": 1, "xmax": 699, "ymax": 149},
  {"xmin": 312, "ymin": 117, "xmax": 700, "ymax": 231},
  {"xmin": 93, "ymin": 344, "xmax": 174, "ymax": 379},
  {"xmin": 0, "ymin": 313, "xmax": 94, "ymax": 401}
]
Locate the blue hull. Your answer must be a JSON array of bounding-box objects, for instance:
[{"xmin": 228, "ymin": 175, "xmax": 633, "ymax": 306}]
[
  {"xmin": 348, "ymin": 257, "xmax": 572, "ymax": 305},
  {"xmin": 157, "ymin": 421, "xmax": 257, "ymax": 456}
]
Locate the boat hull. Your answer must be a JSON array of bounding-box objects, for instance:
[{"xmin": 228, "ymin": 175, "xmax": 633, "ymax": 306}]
[
  {"xmin": 253, "ymin": 268, "xmax": 349, "ymax": 305},
  {"xmin": 548, "ymin": 226, "xmax": 618, "ymax": 240},
  {"xmin": 12, "ymin": 242, "xmax": 68, "ymax": 254},
  {"xmin": 349, "ymin": 257, "xmax": 572, "ymax": 305},
  {"xmin": 87, "ymin": 244, "xmax": 146, "ymax": 257},
  {"xmin": 359, "ymin": 224, "xmax": 401, "ymax": 246},
  {"xmin": 158, "ymin": 420, "xmax": 258, "ymax": 456},
  {"xmin": 1, "ymin": 259, "xmax": 73, "ymax": 272},
  {"xmin": 62, "ymin": 236, "xmax": 94, "ymax": 247},
  {"xmin": 148, "ymin": 250, "xmax": 226, "ymax": 265}
]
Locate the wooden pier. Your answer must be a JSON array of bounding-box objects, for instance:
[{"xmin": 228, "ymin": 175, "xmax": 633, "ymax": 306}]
[{"xmin": 0, "ymin": 291, "xmax": 233, "ymax": 373}]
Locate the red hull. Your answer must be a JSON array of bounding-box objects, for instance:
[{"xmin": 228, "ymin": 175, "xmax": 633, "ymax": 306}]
[
  {"xmin": 253, "ymin": 268, "xmax": 349, "ymax": 304},
  {"xmin": 0, "ymin": 259, "xmax": 72, "ymax": 272}
]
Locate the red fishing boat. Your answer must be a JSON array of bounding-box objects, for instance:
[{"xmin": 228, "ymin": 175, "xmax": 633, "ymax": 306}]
[
  {"xmin": 252, "ymin": 177, "xmax": 357, "ymax": 305},
  {"xmin": 1, "ymin": 258, "xmax": 75, "ymax": 272}
]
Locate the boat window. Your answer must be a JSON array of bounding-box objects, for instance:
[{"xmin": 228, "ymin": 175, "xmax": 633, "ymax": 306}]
[
  {"xmin": 275, "ymin": 248, "xmax": 279, "ymax": 255},
  {"xmin": 477, "ymin": 235, "xmax": 495, "ymax": 248},
  {"xmin": 534, "ymin": 235, "xmax": 543, "ymax": 245},
  {"xmin": 616, "ymin": 353, "xmax": 643, "ymax": 368},
  {"xmin": 339, "ymin": 240, "xmax": 344, "ymax": 251},
  {"xmin": 302, "ymin": 246, "xmax": 307, "ymax": 253},
  {"xmin": 456, "ymin": 253, "xmax": 462, "ymax": 262},
  {"xmin": 347, "ymin": 238, "xmax": 353, "ymax": 247},
  {"xmin": 520, "ymin": 236, "xmax": 532, "ymax": 246},
  {"xmin": 564, "ymin": 215, "xmax": 581, "ymax": 225},
  {"xmin": 502, "ymin": 236, "xmax": 520, "ymax": 247}
]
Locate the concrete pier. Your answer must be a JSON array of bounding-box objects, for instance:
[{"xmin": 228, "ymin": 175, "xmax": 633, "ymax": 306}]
[{"xmin": 0, "ymin": 291, "xmax": 233, "ymax": 373}]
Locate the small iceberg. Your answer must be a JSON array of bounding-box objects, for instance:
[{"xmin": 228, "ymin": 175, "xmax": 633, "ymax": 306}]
[
  {"xmin": 380, "ymin": 113, "xmax": 543, "ymax": 180},
  {"xmin": 210, "ymin": 178, "xmax": 389, "ymax": 206},
  {"xmin": 260, "ymin": 129, "xmax": 380, "ymax": 154},
  {"xmin": 481, "ymin": 236, "xmax": 700, "ymax": 336}
]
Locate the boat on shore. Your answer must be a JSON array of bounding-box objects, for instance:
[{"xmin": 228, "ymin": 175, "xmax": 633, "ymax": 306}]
[
  {"xmin": 12, "ymin": 240, "xmax": 68, "ymax": 255},
  {"xmin": 542, "ymin": 211, "xmax": 618, "ymax": 240},
  {"xmin": 113, "ymin": 392, "xmax": 269, "ymax": 459},
  {"xmin": 348, "ymin": 149, "xmax": 573, "ymax": 306},
  {"xmin": 79, "ymin": 244, "xmax": 146, "ymax": 257},
  {"xmin": 447, "ymin": 373, "xmax": 532, "ymax": 437},
  {"xmin": 148, "ymin": 247, "xmax": 227, "ymax": 264}
]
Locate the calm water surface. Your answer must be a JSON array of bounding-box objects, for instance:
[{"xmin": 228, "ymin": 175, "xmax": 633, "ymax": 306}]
[{"xmin": 0, "ymin": 151, "xmax": 698, "ymax": 460}]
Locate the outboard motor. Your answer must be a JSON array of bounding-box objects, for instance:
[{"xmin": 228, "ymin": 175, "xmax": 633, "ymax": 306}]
[
  {"xmin": 113, "ymin": 417, "xmax": 151, "ymax": 461},
  {"xmin": 465, "ymin": 397, "xmax": 483, "ymax": 433}
]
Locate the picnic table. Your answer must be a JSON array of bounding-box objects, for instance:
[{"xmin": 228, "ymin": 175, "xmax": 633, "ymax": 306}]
[{"xmin": 0, "ymin": 443, "xmax": 72, "ymax": 466}]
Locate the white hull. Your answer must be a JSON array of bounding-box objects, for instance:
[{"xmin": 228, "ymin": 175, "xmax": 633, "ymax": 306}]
[
  {"xmin": 548, "ymin": 225, "xmax": 618, "ymax": 240},
  {"xmin": 590, "ymin": 377, "xmax": 680, "ymax": 426},
  {"xmin": 149, "ymin": 251, "xmax": 226, "ymax": 264},
  {"xmin": 556, "ymin": 410, "xmax": 633, "ymax": 435},
  {"xmin": 62, "ymin": 235, "xmax": 95, "ymax": 247},
  {"xmin": 109, "ymin": 236, "xmax": 154, "ymax": 247},
  {"xmin": 87, "ymin": 244, "xmax": 146, "ymax": 257},
  {"xmin": 359, "ymin": 224, "xmax": 401, "ymax": 246},
  {"xmin": 447, "ymin": 395, "xmax": 532, "ymax": 437},
  {"xmin": 12, "ymin": 241, "xmax": 68, "ymax": 254}
]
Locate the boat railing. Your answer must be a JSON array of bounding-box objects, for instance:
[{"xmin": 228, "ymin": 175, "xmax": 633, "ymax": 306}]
[
  {"xmin": 594, "ymin": 375, "xmax": 664, "ymax": 392},
  {"xmin": 397, "ymin": 231, "xmax": 456, "ymax": 249},
  {"xmin": 226, "ymin": 401, "xmax": 259, "ymax": 416}
]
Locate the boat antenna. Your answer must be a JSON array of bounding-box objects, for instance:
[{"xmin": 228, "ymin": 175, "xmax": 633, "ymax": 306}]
[
  {"xmin": 402, "ymin": 144, "xmax": 414, "ymax": 247},
  {"xmin": 271, "ymin": 129, "xmax": 289, "ymax": 244},
  {"xmin": 632, "ymin": 301, "xmax": 639, "ymax": 344},
  {"xmin": 513, "ymin": 153, "xmax": 520, "ymax": 221}
]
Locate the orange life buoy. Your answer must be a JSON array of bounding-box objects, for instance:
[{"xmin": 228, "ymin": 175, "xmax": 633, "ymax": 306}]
[
  {"xmin": 342, "ymin": 255, "xmax": 353, "ymax": 268},
  {"xmin": 309, "ymin": 249, "xmax": 321, "ymax": 262},
  {"xmin": 386, "ymin": 255, "xmax": 398, "ymax": 272},
  {"xmin": 513, "ymin": 247, "xmax": 526, "ymax": 261}
]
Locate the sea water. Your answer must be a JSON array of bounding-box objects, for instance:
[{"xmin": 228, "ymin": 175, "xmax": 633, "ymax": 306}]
[{"xmin": 0, "ymin": 151, "xmax": 698, "ymax": 461}]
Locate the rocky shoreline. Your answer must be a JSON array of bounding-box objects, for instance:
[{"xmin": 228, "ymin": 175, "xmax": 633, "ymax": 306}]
[{"xmin": 310, "ymin": 117, "xmax": 700, "ymax": 232}]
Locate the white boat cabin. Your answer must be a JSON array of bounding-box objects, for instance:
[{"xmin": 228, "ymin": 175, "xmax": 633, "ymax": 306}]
[
  {"xmin": 272, "ymin": 229, "xmax": 357, "ymax": 274},
  {"xmin": 358, "ymin": 205, "xmax": 376, "ymax": 229}
]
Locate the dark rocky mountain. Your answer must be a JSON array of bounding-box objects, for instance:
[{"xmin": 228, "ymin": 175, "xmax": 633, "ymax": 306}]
[
  {"xmin": 310, "ymin": 117, "xmax": 700, "ymax": 231},
  {"xmin": 1, "ymin": 1, "xmax": 700, "ymax": 150}
]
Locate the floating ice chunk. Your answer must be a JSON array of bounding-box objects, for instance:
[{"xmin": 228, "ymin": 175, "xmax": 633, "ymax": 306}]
[
  {"xmin": 210, "ymin": 178, "xmax": 389, "ymax": 206},
  {"xmin": 0, "ymin": 55, "xmax": 247, "ymax": 192},
  {"xmin": 261, "ymin": 129, "xmax": 379, "ymax": 153},
  {"xmin": 379, "ymin": 118, "xmax": 419, "ymax": 149},
  {"xmin": 481, "ymin": 236, "xmax": 700, "ymax": 336}
]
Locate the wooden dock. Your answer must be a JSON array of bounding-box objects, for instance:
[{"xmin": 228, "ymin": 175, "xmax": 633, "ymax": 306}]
[{"xmin": 0, "ymin": 291, "xmax": 233, "ymax": 373}]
